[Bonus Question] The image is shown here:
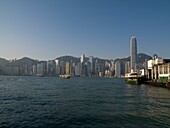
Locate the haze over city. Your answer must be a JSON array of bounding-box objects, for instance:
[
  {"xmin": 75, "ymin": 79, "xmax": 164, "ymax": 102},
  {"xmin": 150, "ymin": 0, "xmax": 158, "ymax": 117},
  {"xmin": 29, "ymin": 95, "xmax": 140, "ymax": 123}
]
[{"xmin": 0, "ymin": 0, "xmax": 170, "ymax": 60}]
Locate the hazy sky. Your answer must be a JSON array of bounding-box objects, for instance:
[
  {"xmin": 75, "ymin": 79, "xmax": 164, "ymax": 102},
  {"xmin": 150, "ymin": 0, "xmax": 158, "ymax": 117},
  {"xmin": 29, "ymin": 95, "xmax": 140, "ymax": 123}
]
[{"xmin": 0, "ymin": 0, "xmax": 170, "ymax": 60}]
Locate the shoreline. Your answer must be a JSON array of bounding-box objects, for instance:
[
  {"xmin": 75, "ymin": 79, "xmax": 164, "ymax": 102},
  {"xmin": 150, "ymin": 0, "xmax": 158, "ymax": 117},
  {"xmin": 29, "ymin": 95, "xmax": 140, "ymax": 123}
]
[{"xmin": 142, "ymin": 80, "xmax": 170, "ymax": 89}]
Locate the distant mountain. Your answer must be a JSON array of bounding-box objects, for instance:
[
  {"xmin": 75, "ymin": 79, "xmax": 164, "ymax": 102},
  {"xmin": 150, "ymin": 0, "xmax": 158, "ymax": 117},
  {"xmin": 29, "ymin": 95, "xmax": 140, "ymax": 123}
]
[
  {"xmin": 55, "ymin": 53, "xmax": 151, "ymax": 65},
  {"xmin": 115, "ymin": 53, "xmax": 152, "ymax": 63},
  {"xmin": 137, "ymin": 53, "xmax": 152, "ymax": 63},
  {"xmin": 115, "ymin": 53, "xmax": 152, "ymax": 75},
  {"xmin": 0, "ymin": 53, "xmax": 152, "ymax": 66},
  {"xmin": 56, "ymin": 55, "xmax": 110, "ymax": 64},
  {"xmin": 7, "ymin": 57, "xmax": 37, "ymax": 67},
  {"xmin": 56, "ymin": 55, "xmax": 80, "ymax": 63}
]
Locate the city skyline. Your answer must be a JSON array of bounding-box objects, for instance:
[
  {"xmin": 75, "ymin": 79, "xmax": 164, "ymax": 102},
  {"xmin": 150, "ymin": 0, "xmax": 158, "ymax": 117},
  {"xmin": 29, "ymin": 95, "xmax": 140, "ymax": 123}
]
[{"xmin": 1, "ymin": 0, "xmax": 170, "ymax": 60}]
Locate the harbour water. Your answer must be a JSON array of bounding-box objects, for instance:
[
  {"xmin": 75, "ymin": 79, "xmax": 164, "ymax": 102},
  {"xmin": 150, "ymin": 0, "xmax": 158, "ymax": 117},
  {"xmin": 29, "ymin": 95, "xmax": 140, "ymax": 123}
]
[{"xmin": 0, "ymin": 76, "xmax": 170, "ymax": 128}]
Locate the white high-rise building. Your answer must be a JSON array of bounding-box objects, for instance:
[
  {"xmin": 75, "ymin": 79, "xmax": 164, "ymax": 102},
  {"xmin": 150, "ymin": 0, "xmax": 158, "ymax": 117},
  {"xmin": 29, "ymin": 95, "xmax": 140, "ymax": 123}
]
[
  {"xmin": 80, "ymin": 54, "xmax": 85, "ymax": 63},
  {"xmin": 130, "ymin": 36, "xmax": 137, "ymax": 72},
  {"xmin": 55, "ymin": 59, "xmax": 60, "ymax": 66},
  {"xmin": 55, "ymin": 59, "xmax": 60, "ymax": 76}
]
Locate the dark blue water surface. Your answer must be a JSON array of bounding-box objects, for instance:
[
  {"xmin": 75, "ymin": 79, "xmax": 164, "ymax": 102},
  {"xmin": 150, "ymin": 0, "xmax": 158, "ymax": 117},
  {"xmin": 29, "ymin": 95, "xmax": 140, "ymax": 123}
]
[{"xmin": 0, "ymin": 76, "xmax": 170, "ymax": 128}]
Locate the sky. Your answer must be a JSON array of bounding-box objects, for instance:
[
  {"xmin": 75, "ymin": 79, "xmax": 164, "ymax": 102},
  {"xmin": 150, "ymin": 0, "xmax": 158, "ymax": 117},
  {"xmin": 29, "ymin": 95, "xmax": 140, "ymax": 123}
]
[{"xmin": 0, "ymin": 0, "xmax": 170, "ymax": 60}]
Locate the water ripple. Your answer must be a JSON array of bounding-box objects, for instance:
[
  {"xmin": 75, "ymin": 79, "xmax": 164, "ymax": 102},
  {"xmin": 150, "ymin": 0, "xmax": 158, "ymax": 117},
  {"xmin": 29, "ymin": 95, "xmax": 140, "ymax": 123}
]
[{"xmin": 0, "ymin": 76, "xmax": 170, "ymax": 128}]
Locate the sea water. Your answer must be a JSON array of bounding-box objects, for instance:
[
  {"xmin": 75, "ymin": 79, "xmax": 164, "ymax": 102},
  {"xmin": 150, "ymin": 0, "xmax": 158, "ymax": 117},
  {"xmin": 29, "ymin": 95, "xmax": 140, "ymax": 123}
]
[{"xmin": 0, "ymin": 76, "xmax": 170, "ymax": 128}]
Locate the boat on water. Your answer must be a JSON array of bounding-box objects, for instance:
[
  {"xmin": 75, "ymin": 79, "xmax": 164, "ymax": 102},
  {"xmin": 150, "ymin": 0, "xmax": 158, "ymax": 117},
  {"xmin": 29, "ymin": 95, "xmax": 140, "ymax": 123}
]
[
  {"xmin": 59, "ymin": 75, "xmax": 71, "ymax": 79},
  {"xmin": 125, "ymin": 72, "xmax": 142, "ymax": 84}
]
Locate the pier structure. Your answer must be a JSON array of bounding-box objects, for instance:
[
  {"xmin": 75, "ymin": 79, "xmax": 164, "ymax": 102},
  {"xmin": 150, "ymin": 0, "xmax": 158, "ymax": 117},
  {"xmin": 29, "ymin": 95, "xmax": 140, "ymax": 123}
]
[{"xmin": 147, "ymin": 56, "xmax": 170, "ymax": 85}]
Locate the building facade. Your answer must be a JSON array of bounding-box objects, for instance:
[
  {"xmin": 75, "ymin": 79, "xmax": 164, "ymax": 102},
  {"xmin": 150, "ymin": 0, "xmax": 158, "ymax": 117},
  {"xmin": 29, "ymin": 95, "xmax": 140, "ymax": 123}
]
[
  {"xmin": 65, "ymin": 61, "xmax": 70, "ymax": 75},
  {"xmin": 147, "ymin": 57, "xmax": 170, "ymax": 82},
  {"xmin": 115, "ymin": 61, "xmax": 121, "ymax": 77},
  {"xmin": 130, "ymin": 36, "xmax": 137, "ymax": 72},
  {"xmin": 125, "ymin": 61, "xmax": 130, "ymax": 74},
  {"xmin": 81, "ymin": 54, "xmax": 85, "ymax": 63},
  {"xmin": 89, "ymin": 56, "xmax": 94, "ymax": 75}
]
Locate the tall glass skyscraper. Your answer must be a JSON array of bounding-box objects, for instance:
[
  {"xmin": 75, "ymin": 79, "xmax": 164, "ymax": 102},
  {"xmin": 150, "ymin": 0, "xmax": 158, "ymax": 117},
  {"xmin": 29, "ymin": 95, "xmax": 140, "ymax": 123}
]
[{"xmin": 130, "ymin": 36, "xmax": 137, "ymax": 72}]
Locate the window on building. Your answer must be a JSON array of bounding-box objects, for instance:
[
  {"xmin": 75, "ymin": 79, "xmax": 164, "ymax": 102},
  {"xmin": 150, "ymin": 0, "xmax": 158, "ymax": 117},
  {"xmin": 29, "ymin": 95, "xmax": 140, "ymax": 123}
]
[
  {"xmin": 160, "ymin": 65, "xmax": 163, "ymax": 74},
  {"xmin": 164, "ymin": 65, "xmax": 168, "ymax": 74},
  {"xmin": 168, "ymin": 63, "xmax": 170, "ymax": 74}
]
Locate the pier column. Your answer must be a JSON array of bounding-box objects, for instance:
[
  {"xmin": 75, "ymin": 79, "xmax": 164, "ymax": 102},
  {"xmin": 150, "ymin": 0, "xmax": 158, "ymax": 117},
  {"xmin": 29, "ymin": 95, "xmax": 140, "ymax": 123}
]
[
  {"xmin": 154, "ymin": 66, "xmax": 157, "ymax": 80},
  {"xmin": 158, "ymin": 65, "xmax": 160, "ymax": 79},
  {"xmin": 151, "ymin": 67, "xmax": 154, "ymax": 80}
]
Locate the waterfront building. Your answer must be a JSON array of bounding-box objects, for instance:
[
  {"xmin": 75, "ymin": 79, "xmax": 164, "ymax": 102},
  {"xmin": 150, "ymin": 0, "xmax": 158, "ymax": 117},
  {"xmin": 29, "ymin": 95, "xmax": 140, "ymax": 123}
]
[
  {"xmin": 89, "ymin": 56, "xmax": 94, "ymax": 75},
  {"xmin": 110, "ymin": 60, "xmax": 115, "ymax": 74},
  {"xmin": 130, "ymin": 36, "xmax": 137, "ymax": 72},
  {"xmin": 105, "ymin": 61, "xmax": 111, "ymax": 76},
  {"xmin": 70, "ymin": 62, "xmax": 75, "ymax": 76},
  {"xmin": 47, "ymin": 60, "xmax": 56, "ymax": 76},
  {"xmin": 80, "ymin": 62, "xmax": 86, "ymax": 76},
  {"xmin": 85, "ymin": 62, "xmax": 91, "ymax": 76},
  {"xmin": 75, "ymin": 63, "xmax": 81, "ymax": 76},
  {"xmin": 56, "ymin": 65, "xmax": 60, "ymax": 76},
  {"xmin": 115, "ymin": 61, "xmax": 121, "ymax": 77},
  {"xmin": 55, "ymin": 59, "xmax": 60, "ymax": 66},
  {"xmin": 80, "ymin": 54, "xmax": 86, "ymax": 76},
  {"xmin": 147, "ymin": 56, "xmax": 170, "ymax": 82},
  {"xmin": 55, "ymin": 59, "xmax": 60, "ymax": 76},
  {"xmin": 99, "ymin": 72, "xmax": 103, "ymax": 77},
  {"xmin": 5, "ymin": 66, "xmax": 20, "ymax": 75},
  {"xmin": 65, "ymin": 61, "xmax": 70, "ymax": 75},
  {"xmin": 19, "ymin": 67, "xmax": 24, "ymax": 75},
  {"xmin": 60, "ymin": 61, "xmax": 65, "ymax": 75},
  {"xmin": 32, "ymin": 65, "xmax": 37, "ymax": 75},
  {"xmin": 24, "ymin": 64, "xmax": 29, "ymax": 75},
  {"xmin": 94, "ymin": 59, "xmax": 99, "ymax": 76},
  {"xmin": 158, "ymin": 62, "xmax": 170, "ymax": 82},
  {"xmin": 81, "ymin": 54, "xmax": 85, "ymax": 63},
  {"xmin": 37, "ymin": 62, "xmax": 46, "ymax": 76},
  {"xmin": 94, "ymin": 60, "xmax": 104, "ymax": 77},
  {"xmin": 105, "ymin": 70, "xmax": 112, "ymax": 77},
  {"xmin": 125, "ymin": 61, "xmax": 130, "ymax": 74},
  {"xmin": 98, "ymin": 63, "xmax": 104, "ymax": 75},
  {"xmin": 14, "ymin": 67, "xmax": 20, "ymax": 75}
]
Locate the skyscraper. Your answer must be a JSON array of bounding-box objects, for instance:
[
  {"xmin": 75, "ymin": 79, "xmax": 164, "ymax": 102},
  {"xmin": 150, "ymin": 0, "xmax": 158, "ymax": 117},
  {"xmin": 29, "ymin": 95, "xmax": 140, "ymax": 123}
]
[
  {"xmin": 65, "ymin": 61, "xmax": 70, "ymax": 75},
  {"xmin": 55, "ymin": 59, "xmax": 60, "ymax": 76},
  {"xmin": 130, "ymin": 36, "xmax": 137, "ymax": 72},
  {"xmin": 125, "ymin": 61, "xmax": 130, "ymax": 74},
  {"xmin": 80, "ymin": 54, "xmax": 85, "ymax": 63},
  {"xmin": 80, "ymin": 54, "xmax": 86, "ymax": 76},
  {"xmin": 115, "ymin": 61, "xmax": 121, "ymax": 77},
  {"xmin": 75, "ymin": 63, "xmax": 81, "ymax": 76},
  {"xmin": 89, "ymin": 56, "xmax": 94, "ymax": 75}
]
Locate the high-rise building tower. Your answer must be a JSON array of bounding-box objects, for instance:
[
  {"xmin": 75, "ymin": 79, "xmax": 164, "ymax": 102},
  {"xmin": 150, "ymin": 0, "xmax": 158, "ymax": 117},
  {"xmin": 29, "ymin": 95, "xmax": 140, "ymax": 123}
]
[
  {"xmin": 125, "ymin": 61, "xmax": 130, "ymax": 74},
  {"xmin": 65, "ymin": 61, "xmax": 70, "ymax": 75},
  {"xmin": 80, "ymin": 54, "xmax": 85, "ymax": 63},
  {"xmin": 89, "ymin": 56, "xmax": 94, "ymax": 75},
  {"xmin": 130, "ymin": 36, "xmax": 137, "ymax": 72},
  {"xmin": 80, "ymin": 54, "xmax": 86, "ymax": 76},
  {"xmin": 115, "ymin": 61, "xmax": 121, "ymax": 77}
]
